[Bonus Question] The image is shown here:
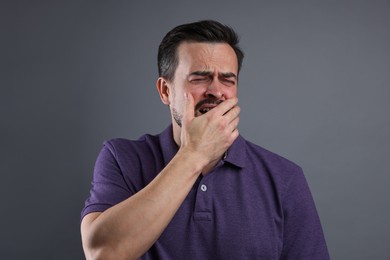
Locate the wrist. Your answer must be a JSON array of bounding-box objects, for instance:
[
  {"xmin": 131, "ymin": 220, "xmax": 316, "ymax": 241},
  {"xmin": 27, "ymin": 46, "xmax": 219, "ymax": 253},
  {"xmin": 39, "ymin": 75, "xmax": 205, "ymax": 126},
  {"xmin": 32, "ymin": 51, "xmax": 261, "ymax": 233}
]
[{"xmin": 176, "ymin": 146, "xmax": 209, "ymax": 174}]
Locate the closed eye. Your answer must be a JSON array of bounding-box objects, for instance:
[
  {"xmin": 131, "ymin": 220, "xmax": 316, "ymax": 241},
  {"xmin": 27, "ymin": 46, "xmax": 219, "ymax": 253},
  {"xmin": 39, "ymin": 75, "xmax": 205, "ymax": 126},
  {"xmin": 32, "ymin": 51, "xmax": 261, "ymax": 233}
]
[
  {"xmin": 219, "ymin": 72, "xmax": 237, "ymax": 86},
  {"xmin": 189, "ymin": 77, "xmax": 211, "ymax": 83},
  {"xmin": 220, "ymin": 77, "xmax": 236, "ymax": 86},
  {"xmin": 188, "ymin": 71, "xmax": 212, "ymax": 83}
]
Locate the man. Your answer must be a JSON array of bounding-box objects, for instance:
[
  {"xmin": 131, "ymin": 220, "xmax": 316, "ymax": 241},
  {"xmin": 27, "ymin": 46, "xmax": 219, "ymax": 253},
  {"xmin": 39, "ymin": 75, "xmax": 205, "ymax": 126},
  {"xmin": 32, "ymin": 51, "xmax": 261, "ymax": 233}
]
[{"xmin": 81, "ymin": 20, "xmax": 330, "ymax": 259}]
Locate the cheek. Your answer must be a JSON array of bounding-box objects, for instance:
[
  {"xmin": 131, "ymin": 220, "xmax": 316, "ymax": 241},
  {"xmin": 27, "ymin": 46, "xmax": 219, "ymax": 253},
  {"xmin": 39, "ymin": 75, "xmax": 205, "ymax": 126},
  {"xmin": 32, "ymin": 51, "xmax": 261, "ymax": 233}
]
[
  {"xmin": 185, "ymin": 87, "xmax": 204, "ymax": 101},
  {"xmin": 171, "ymin": 95, "xmax": 183, "ymax": 109},
  {"xmin": 224, "ymin": 87, "xmax": 238, "ymax": 98}
]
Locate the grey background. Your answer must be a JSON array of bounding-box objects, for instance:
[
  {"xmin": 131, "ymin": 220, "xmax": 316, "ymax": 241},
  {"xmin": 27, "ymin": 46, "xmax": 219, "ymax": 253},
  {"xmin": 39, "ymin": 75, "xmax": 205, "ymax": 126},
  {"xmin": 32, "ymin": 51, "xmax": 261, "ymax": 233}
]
[{"xmin": 2, "ymin": 1, "xmax": 389, "ymax": 259}]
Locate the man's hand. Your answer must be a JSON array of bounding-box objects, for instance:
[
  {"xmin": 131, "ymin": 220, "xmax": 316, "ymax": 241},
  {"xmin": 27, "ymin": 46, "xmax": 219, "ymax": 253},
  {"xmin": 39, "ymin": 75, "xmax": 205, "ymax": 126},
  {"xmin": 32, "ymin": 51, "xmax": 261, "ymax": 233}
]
[{"xmin": 179, "ymin": 93, "xmax": 240, "ymax": 168}]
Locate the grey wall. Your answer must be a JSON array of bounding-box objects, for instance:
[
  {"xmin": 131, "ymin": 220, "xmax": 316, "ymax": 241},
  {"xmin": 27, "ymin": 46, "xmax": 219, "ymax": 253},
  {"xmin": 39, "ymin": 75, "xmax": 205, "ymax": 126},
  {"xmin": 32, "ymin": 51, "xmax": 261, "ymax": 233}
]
[{"xmin": 2, "ymin": 1, "xmax": 389, "ymax": 259}]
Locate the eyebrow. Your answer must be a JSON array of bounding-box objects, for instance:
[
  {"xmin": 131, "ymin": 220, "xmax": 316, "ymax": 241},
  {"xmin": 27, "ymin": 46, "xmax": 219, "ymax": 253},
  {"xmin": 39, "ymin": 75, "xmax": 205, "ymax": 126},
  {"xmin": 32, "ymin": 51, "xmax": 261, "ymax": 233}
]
[
  {"xmin": 220, "ymin": 72, "xmax": 237, "ymax": 79},
  {"xmin": 188, "ymin": 71, "xmax": 237, "ymax": 79}
]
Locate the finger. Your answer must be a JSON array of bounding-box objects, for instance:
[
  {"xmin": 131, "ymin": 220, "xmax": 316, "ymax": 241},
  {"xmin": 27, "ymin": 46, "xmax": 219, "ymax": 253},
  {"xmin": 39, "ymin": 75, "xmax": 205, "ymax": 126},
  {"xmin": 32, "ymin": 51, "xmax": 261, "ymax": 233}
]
[
  {"xmin": 224, "ymin": 105, "xmax": 240, "ymax": 124},
  {"xmin": 229, "ymin": 116, "xmax": 240, "ymax": 132},
  {"xmin": 231, "ymin": 127, "xmax": 239, "ymax": 140},
  {"xmin": 210, "ymin": 97, "xmax": 239, "ymax": 116},
  {"xmin": 182, "ymin": 92, "xmax": 195, "ymax": 126},
  {"xmin": 225, "ymin": 122, "xmax": 240, "ymax": 144}
]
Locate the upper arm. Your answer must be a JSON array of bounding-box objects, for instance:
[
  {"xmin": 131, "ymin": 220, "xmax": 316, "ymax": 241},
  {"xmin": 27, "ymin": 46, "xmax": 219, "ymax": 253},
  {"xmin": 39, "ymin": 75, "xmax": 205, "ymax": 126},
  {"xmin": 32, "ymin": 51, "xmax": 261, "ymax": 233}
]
[
  {"xmin": 81, "ymin": 142, "xmax": 132, "ymax": 219},
  {"xmin": 280, "ymin": 168, "xmax": 330, "ymax": 259}
]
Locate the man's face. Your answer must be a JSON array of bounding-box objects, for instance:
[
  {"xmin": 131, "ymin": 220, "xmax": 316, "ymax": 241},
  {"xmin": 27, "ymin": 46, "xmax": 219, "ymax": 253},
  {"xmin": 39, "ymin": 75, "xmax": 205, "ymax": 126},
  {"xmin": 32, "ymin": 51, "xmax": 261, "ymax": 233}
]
[{"xmin": 168, "ymin": 42, "xmax": 239, "ymax": 126}]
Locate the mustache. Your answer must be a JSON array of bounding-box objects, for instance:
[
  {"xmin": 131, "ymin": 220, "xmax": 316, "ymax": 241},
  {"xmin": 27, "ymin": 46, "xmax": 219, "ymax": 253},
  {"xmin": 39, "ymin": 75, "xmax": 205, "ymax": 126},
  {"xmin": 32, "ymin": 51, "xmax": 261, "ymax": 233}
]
[{"xmin": 194, "ymin": 98, "xmax": 223, "ymax": 111}]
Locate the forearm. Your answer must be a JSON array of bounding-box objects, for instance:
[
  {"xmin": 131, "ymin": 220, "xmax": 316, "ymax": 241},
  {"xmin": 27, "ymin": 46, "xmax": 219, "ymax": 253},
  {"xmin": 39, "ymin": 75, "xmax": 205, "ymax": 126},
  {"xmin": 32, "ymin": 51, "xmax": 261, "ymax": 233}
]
[{"xmin": 81, "ymin": 149, "xmax": 206, "ymax": 259}]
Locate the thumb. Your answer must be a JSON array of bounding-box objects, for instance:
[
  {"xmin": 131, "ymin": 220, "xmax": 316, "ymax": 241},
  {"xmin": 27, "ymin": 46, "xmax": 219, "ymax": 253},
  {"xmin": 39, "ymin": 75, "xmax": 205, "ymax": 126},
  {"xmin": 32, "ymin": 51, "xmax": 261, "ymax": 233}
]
[{"xmin": 182, "ymin": 92, "xmax": 195, "ymax": 126}]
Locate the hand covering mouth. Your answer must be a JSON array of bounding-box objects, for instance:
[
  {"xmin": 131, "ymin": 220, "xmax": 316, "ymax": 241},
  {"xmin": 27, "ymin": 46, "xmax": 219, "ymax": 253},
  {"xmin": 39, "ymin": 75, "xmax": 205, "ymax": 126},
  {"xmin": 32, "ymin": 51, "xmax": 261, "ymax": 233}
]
[{"xmin": 195, "ymin": 99, "xmax": 224, "ymax": 115}]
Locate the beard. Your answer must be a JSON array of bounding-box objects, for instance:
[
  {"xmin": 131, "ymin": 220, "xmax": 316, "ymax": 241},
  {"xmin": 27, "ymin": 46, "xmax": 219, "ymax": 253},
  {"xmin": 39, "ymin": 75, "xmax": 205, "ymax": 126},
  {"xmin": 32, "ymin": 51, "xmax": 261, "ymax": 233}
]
[
  {"xmin": 172, "ymin": 97, "xmax": 223, "ymax": 127},
  {"xmin": 172, "ymin": 107, "xmax": 183, "ymax": 127}
]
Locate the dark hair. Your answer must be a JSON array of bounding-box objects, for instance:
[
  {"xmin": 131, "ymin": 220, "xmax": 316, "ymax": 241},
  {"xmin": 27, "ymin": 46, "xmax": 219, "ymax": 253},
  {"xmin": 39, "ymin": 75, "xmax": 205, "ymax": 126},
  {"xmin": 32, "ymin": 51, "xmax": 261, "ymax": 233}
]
[{"xmin": 158, "ymin": 20, "xmax": 244, "ymax": 82}]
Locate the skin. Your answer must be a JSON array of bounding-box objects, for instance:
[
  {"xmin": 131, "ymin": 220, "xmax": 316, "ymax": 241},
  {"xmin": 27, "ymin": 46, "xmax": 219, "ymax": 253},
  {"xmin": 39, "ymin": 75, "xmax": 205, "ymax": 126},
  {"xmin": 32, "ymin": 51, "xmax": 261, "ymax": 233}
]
[{"xmin": 81, "ymin": 42, "xmax": 240, "ymax": 259}]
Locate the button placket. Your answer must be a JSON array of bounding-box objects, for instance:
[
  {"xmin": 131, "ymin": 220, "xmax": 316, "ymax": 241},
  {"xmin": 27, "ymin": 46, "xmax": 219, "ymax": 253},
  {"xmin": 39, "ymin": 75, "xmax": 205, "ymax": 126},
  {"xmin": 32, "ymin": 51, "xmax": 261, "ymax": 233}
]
[{"xmin": 193, "ymin": 179, "xmax": 212, "ymax": 221}]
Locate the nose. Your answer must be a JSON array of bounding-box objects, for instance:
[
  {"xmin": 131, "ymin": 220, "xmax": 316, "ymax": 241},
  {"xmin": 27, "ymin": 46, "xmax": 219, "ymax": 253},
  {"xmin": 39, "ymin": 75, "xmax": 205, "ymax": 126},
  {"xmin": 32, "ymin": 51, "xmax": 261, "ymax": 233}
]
[{"xmin": 205, "ymin": 82, "xmax": 223, "ymax": 99}]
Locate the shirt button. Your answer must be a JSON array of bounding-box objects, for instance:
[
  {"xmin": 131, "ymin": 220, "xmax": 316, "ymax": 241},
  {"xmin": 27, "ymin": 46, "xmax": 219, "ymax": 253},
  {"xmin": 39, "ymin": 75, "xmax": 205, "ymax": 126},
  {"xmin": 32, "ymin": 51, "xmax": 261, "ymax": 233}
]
[{"xmin": 200, "ymin": 184, "xmax": 207, "ymax": 192}]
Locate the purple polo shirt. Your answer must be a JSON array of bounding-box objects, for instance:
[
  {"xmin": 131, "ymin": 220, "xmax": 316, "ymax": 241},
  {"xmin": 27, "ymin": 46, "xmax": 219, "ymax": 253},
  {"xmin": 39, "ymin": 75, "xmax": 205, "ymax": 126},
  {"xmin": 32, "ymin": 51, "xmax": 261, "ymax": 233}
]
[{"xmin": 82, "ymin": 125, "xmax": 329, "ymax": 259}]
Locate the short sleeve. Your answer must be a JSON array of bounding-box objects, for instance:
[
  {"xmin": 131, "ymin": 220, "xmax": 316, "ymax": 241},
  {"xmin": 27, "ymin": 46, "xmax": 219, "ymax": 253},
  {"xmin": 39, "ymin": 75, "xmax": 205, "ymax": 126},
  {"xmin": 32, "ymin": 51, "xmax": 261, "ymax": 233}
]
[
  {"xmin": 280, "ymin": 168, "xmax": 330, "ymax": 260},
  {"xmin": 80, "ymin": 142, "xmax": 132, "ymax": 220}
]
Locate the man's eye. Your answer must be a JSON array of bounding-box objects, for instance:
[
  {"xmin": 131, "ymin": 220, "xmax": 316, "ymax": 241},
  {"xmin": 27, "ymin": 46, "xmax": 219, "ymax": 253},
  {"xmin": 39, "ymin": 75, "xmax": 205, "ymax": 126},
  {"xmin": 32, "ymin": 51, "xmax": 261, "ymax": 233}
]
[
  {"xmin": 222, "ymin": 78, "xmax": 236, "ymax": 85},
  {"xmin": 191, "ymin": 78, "xmax": 209, "ymax": 83}
]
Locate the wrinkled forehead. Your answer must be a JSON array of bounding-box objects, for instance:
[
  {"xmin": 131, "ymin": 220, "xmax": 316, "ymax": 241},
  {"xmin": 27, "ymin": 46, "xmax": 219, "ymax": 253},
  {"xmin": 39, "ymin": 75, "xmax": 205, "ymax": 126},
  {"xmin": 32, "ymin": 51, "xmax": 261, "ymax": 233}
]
[{"xmin": 176, "ymin": 42, "xmax": 238, "ymax": 75}]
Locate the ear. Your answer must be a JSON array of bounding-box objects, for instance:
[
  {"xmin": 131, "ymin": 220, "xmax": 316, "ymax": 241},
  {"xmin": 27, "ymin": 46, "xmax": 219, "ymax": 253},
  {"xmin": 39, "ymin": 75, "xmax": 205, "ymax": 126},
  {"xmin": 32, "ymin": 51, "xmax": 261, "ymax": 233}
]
[{"xmin": 156, "ymin": 77, "xmax": 171, "ymax": 105}]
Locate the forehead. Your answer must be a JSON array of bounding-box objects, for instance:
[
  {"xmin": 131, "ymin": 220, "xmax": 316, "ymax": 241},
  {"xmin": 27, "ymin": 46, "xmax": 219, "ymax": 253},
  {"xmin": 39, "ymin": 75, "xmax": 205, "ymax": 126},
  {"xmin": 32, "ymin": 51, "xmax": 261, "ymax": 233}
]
[{"xmin": 175, "ymin": 42, "xmax": 238, "ymax": 74}]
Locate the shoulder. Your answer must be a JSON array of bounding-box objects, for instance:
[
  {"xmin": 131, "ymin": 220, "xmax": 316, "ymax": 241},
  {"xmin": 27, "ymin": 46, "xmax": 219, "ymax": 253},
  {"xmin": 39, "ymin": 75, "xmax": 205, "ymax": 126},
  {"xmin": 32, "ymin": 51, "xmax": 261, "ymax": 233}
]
[
  {"xmin": 98, "ymin": 133, "xmax": 165, "ymax": 184},
  {"xmin": 244, "ymin": 138, "xmax": 301, "ymax": 172},
  {"xmin": 103, "ymin": 134, "xmax": 160, "ymax": 157},
  {"xmin": 98, "ymin": 133, "xmax": 163, "ymax": 171},
  {"xmin": 241, "ymin": 138, "xmax": 314, "ymax": 209},
  {"xmin": 241, "ymin": 137, "xmax": 304, "ymax": 187}
]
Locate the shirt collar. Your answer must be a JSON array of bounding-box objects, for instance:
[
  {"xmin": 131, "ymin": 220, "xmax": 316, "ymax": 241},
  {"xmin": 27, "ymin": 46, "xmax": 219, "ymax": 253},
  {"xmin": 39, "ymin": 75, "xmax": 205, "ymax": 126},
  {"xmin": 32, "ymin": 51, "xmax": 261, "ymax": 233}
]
[
  {"xmin": 223, "ymin": 134, "xmax": 247, "ymax": 168},
  {"xmin": 158, "ymin": 125, "xmax": 247, "ymax": 169}
]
